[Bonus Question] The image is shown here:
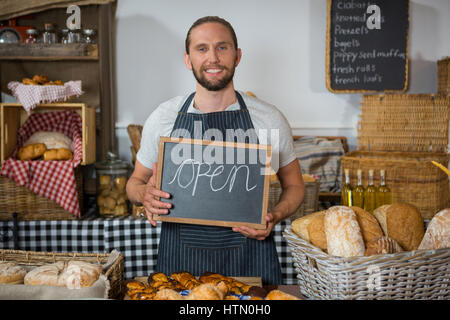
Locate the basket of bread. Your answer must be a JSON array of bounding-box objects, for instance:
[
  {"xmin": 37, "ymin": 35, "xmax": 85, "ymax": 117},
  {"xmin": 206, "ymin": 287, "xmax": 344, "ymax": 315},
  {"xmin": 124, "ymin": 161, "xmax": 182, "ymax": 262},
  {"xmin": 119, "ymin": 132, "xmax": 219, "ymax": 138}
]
[
  {"xmin": 0, "ymin": 249, "xmax": 124, "ymax": 299},
  {"xmin": 283, "ymin": 204, "xmax": 450, "ymax": 300}
]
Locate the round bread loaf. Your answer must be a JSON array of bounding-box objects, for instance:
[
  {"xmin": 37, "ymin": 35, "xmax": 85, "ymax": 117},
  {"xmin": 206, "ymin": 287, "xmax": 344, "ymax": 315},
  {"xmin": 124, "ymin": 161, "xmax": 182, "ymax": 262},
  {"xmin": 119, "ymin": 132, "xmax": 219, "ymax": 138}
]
[
  {"xmin": 0, "ymin": 261, "xmax": 27, "ymax": 284},
  {"xmin": 350, "ymin": 206, "xmax": 384, "ymax": 244},
  {"xmin": 24, "ymin": 261, "xmax": 66, "ymax": 286},
  {"xmin": 324, "ymin": 206, "xmax": 365, "ymax": 257},
  {"xmin": 418, "ymin": 208, "xmax": 450, "ymax": 250},
  {"xmin": 24, "ymin": 131, "xmax": 73, "ymax": 152},
  {"xmin": 373, "ymin": 203, "xmax": 424, "ymax": 251},
  {"xmin": 291, "ymin": 210, "xmax": 326, "ymax": 242}
]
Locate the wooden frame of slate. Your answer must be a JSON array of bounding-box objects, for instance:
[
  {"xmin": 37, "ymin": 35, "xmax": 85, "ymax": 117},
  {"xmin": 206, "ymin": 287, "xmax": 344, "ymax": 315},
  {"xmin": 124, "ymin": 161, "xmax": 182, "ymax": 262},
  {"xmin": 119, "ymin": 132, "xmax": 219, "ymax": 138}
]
[
  {"xmin": 154, "ymin": 136, "xmax": 272, "ymax": 230},
  {"xmin": 325, "ymin": 0, "xmax": 409, "ymax": 93}
]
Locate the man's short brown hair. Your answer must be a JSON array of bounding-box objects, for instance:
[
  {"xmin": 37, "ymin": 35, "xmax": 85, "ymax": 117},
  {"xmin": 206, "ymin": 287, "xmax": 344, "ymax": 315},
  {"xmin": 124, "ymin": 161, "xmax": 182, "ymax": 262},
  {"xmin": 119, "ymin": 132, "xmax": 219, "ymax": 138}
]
[{"xmin": 185, "ymin": 16, "xmax": 238, "ymax": 54}]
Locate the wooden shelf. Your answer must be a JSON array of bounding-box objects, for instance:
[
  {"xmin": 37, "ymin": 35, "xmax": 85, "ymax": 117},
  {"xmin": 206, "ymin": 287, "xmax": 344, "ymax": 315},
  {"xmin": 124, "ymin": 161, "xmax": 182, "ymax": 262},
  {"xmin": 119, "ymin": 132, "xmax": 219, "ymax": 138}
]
[{"xmin": 0, "ymin": 43, "xmax": 98, "ymax": 61}]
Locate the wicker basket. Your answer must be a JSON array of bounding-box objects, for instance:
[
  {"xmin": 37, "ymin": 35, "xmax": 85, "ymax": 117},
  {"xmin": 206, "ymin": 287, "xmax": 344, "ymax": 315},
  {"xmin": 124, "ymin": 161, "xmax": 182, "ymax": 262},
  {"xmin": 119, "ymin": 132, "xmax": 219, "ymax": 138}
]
[
  {"xmin": 0, "ymin": 167, "xmax": 83, "ymax": 221},
  {"xmin": 269, "ymin": 180, "xmax": 320, "ymax": 220},
  {"xmin": 438, "ymin": 57, "xmax": 450, "ymax": 95},
  {"xmin": 341, "ymin": 151, "xmax": 449, "ymax": 219},
  {"xmin": 0, "ymin": 249, "xmax": 124, "ymax": 299},
  {"xmin": 283, "ymin": 227, "xmax": 450, "ymax": 300},
  {"xmin": 357, "ymin": 94, "xmax": 450, "ymax": 153}
]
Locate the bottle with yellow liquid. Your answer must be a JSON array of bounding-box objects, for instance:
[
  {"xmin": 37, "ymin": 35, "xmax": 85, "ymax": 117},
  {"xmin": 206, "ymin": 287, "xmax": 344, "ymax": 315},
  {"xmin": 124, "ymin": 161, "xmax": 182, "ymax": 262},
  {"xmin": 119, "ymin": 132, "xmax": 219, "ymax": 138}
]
[
  {"xmin": 364, "ymin": 169, "xmax": 376, "ymax": 213},
  {"xmin": 341, "ymin": 168, "xmax": 353, "ymax": 206},
  {"xmin": 376, "ymin": 169, "xmax": 392, "ymax": 208},
  {"xmin": 353, "ymin": 169, "xmax": 365, "ymax": 208}
]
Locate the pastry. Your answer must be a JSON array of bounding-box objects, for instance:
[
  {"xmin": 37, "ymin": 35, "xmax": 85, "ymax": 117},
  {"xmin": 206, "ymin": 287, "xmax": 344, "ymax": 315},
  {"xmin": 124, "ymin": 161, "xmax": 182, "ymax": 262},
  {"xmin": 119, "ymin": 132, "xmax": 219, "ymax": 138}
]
[
  {"xmin": 365, "ymin": 236, "xmax": 404, "ymax": 256},
  {"xmin": 17, "ymin": 143, "xmax": 47, "ymax": 160},
  {"xmin": 153, "ymin": 288, "xmax": 185, "ymax": 300},
  {"xmin": 22, "ymin": 77, "xmax": 38, "ymax": 85},
  {"xmin": 373, "ymin": 203, "xmax": 424, "ymax": 251},
  {"xmin": 0, "ymin": 261, "xmax": 27, "ymax": 284},
  {"xmin": 187, "ymin": 283, "xmax": 225, "ymax": 300},
  {"xmin": 324, "ymin": 206, "xmax": 365, "ymax": 257},
  {"xmin": 418, "ymin": 208, "xmax": 450, "ymax": 250},
  {"xmin": 32, "ymin": 74, "xmax": 48, "ymax": 85},
  {"xmin": 43, "ymin": 148, "xmax": 73, "ymax": 161},
  {"xmin": 265, "ymin": 289, "xmax": 299, "ymax": 300},
  {"xmin": 350, "ymin": 206, "xmax": 384, "ymax": 244}
]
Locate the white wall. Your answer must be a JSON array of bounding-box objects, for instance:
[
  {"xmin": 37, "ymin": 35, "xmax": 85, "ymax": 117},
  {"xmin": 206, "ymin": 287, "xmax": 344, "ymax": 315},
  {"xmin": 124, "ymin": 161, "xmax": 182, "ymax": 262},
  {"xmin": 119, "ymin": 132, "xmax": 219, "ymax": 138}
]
[{"xmin": 114, "ymin": 0, "xmax": 450, "ymax": 163}]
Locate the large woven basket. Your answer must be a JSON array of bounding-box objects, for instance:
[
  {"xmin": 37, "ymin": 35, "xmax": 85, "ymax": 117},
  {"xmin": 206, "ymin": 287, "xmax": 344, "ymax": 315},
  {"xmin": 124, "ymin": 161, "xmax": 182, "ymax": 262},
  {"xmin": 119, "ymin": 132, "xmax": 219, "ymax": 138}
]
[
  {"xmin": 357, "ymin": 94, "xmax": 450, "ymax": 153},
  {"xmin": 0, "ymin": 167, "xmax": 83, "ymax": 221},
  {"xmin": 0, "ymin": 249, "xmax": 124, "ymax": 299},
  {"xmin": 341, "ymin": 150, "xmax": 449, "ymax": 219},
  {"xmin": 438, "ymin": 57, "xmax": 450, "ymax": 95},
  {"xmin": 268, "ymin": 180, "xmax": 320, "ymax": 220},
  {"xmin": 283, "ymin": 227, "xmax": 450, "ymax": 300}
]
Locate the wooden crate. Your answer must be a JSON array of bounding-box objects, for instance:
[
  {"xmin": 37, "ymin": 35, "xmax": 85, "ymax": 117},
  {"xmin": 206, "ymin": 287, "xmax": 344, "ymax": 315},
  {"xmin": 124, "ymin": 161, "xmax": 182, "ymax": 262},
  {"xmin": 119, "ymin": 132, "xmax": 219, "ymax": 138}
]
[{"xmin": 0, "ymin": 103, "xmax": 96, "ymax": 165}]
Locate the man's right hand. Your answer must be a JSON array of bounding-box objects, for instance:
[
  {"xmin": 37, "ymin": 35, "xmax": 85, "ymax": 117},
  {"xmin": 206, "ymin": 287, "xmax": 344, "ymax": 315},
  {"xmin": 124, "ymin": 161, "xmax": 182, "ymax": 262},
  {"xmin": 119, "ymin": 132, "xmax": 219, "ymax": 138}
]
[{"xmin": 142, "ymin": 162, "xmax": 172, "ymax": 226}]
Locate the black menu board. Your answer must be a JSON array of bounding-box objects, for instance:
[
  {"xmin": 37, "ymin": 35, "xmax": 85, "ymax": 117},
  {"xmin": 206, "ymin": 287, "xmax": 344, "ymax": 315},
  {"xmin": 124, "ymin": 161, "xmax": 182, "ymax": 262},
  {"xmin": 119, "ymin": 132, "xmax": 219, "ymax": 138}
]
[{"xmin": 326, "ymin": 0, "xmax": 409, "ymax": 93}]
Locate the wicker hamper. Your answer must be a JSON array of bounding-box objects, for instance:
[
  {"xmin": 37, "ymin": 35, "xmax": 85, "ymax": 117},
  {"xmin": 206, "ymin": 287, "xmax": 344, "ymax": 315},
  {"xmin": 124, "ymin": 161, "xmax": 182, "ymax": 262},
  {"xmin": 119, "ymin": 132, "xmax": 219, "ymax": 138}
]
[
  {"xmin": 0, "ymin": 167, "xmax": 83, "ymax": 220},
  {"xmin": 341, "ymin": 150, "xmax": 449, "ymax": 219},
  {"xmin": 283, "ymin": 227, "xmax": 450, "ymax": 300},
  {"xmin": 357, "ymin": 94, "xmax": 449, "ymax": 153},
  {"xmin": 0, "ymin": 249, "xmax": 124, "ymax": 299},
  {"xmin": 268, "ymin": 180, "xmax": 320, "ymax": 220},
  {"xmin": 438, "ymin": 57, "xmax": 450, "ymax": 95}
]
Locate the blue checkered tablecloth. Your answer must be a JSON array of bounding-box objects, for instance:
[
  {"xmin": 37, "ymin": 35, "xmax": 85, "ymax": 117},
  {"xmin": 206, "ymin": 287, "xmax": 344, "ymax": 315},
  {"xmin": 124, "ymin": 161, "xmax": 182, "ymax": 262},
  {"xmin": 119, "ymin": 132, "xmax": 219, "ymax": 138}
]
[{"xmin": 0, "ymin": 217, "xmax": 297, "ymax": 284}]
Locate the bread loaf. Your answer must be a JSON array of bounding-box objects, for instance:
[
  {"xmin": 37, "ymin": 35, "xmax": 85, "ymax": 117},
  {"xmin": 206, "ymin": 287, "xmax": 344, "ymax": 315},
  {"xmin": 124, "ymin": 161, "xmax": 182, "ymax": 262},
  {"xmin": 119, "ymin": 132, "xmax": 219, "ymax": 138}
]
[
  {"xmin": 0, "ymin": 261, "xmax": 27, "ymax": 284},
  {"xmin": 373, "ymin": 203, "xmax": 424, "ymax": 251},
  {"xmin": 350, "ymin": 206, "xmax": 384, "ymax": 244},
  {"xmin": 418, "ymin": 208, "xmax": 450, "ymax": 250},
  {"xmin": 306, "ymin": 213, "xmax": 327, "ymax": 251},
  {"xmin": 265, "ymin": 289, "xmax": 299, "ymax": 300},
  {"xmin": 291, "ymin": 211, "xmax": 326, "ymax": 242},
  {"xmin": 324, "ymin": 206, "xmax": 365, "ymax": 257},
  {"xmin": 24, "ymin": 260, "xmax": 102, "ymax": 288},
  {"xmin": 43, "ymin": 148, "xmax": 73, "ymax": 161},
  {"xmin": 365, "ymin": 236, "xmax": 403, "ymax": 256}
]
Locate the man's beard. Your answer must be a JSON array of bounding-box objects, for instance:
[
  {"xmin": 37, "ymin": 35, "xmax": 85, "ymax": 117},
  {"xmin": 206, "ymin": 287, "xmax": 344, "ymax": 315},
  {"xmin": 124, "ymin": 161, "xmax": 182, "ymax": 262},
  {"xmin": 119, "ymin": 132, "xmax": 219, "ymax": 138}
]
[{"xmin": 192, "ymin": 64, "xmax": 236, "ymax": 91}]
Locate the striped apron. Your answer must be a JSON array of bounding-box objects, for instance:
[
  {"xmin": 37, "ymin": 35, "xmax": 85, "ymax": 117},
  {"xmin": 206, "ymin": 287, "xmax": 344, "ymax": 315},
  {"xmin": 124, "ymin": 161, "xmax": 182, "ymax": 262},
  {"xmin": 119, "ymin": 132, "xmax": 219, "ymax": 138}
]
[{"xmin": 156, "ymin": 91, "xmax": 282, "ymax": 285}]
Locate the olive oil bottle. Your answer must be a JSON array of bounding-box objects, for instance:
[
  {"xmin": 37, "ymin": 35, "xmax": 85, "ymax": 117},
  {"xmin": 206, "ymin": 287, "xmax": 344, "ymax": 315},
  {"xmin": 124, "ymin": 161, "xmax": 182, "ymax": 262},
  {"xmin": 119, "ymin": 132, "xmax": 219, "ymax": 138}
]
[
  {"xmin": 364, "ymin": 169, "xmax": 376, "ymax": 213},
  {"xmin": 353, "ymin": 169, "xmax": 365, "ymax": 208},
  {"xmin": 376, "ymin": 169, "xmax": 392, "ymax": 208},
  {"xmin": 341, "ymin": 169, "xmax": 353, "ymax": 206}
]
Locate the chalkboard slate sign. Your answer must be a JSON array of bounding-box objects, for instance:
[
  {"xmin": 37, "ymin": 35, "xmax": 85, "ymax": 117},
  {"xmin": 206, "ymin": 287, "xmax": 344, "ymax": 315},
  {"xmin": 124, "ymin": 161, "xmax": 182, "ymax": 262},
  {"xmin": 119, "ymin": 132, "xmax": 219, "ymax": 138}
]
[
  {"xmin": 326, "ymin": 0, "xmax": 409, "ymax": 93},
  {"xmin": 154, "ymin": 137, "xmax": 272, "ymax": 229}
]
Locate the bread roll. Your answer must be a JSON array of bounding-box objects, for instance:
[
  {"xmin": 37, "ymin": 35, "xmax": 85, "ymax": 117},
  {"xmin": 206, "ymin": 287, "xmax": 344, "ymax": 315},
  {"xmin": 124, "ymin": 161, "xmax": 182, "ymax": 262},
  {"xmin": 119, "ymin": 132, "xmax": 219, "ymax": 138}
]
[
  {"xmin": 418, "ymin": 208, "xmax": 450, "ymax": 250},
  {"xmin": 43, "ymin": 148, "xmax": 73, "ymax": 161},
  {"xmin": 17, "ymin": 143, "xmax": 47, "ymax": 160},
  {"xmin": 306, "ymin": 213, "xmax": 327, "ymax": 251},
  {"xmin": 324, "ymin": 206, "xmax": 365, "ymax": 257},
  {"xmin": 291, "ymin": 211, "xmax": 326, "ymax": 242},
  {"xmin": 0, "ymin": 261, "xmax": 27, "ymax": 284},
  {"xmin": 365, "ymin": 236, "xmax": 403, "ymax": 256},
  {"xmin": 24, "ymin": 131, "xmax": 73, "ymax": 152},
  {"xmin": 265, "ymin": 289, "xmax": 299, "ymax": 300},
  {"xmin": 373, "ymin": 203, "xmax": 424, "ymax": 251},
  {"xmin": 350, "ymin": 206, "xmax": 384, "ymax": 244}
]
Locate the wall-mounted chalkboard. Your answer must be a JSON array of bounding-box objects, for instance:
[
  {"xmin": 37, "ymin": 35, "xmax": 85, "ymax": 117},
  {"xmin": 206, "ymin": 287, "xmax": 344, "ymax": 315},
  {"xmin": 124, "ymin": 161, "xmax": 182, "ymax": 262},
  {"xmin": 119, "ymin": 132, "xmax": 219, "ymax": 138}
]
[
  {"xmin": 326, "ymin": 0, "xmax": 409, "ymax": 93},
  {"xmin": 154, "ymin": 137, "xmax": 272, "ymax": 229}
]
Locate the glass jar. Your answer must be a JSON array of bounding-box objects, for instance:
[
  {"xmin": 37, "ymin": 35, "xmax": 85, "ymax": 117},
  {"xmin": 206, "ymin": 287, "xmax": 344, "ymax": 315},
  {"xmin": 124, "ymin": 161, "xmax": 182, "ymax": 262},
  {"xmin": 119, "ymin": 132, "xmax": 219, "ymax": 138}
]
[
  {"xmin": 95, "ymin": 151, "xmax": 131, "ymax": 217},
  {"xmin": 60, "ymin": 29, "xmax": 69, "ymax": 44},
  {"xmin": 42, "ymin": 23, "xmax": 57, "ymax": 44},
  {"xmin": 81, "ymin": 29, "xmax": 96, "ymax": 44},
  {"xmin": 67, "ymin": 29, "xmax": 81, "ymax": 43},
  {"xmin": 25, "ymin": 28, "xmax": 39, "ymax": 44}
]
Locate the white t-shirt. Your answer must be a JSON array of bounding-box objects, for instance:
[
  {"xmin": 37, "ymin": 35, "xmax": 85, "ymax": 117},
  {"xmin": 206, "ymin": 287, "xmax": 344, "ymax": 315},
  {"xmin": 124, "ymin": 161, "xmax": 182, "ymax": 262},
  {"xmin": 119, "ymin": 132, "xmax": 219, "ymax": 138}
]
[{"xmin": 137, "ymin": 91, "xmax": 296, "ymax": 173}]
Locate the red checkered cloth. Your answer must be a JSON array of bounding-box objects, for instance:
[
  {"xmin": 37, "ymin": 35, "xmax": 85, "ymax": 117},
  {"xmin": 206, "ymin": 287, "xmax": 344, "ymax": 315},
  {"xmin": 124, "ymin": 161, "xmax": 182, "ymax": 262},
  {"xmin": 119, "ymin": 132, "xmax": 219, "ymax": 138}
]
[
  {"xmin": 0, "ymin": 110, "xmax": 83, "ymax": 218},
  {"xmin": 7, "ymin": 81, "xmax": 83, "ymax": 114}
]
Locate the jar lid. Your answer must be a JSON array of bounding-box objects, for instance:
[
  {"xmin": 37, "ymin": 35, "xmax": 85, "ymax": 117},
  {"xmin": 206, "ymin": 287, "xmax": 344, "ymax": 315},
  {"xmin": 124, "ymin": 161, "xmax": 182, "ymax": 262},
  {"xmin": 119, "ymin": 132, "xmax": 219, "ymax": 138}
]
[{"xmin": 95, "ymin": 151, "xmax": 130, "ymax": 170}]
